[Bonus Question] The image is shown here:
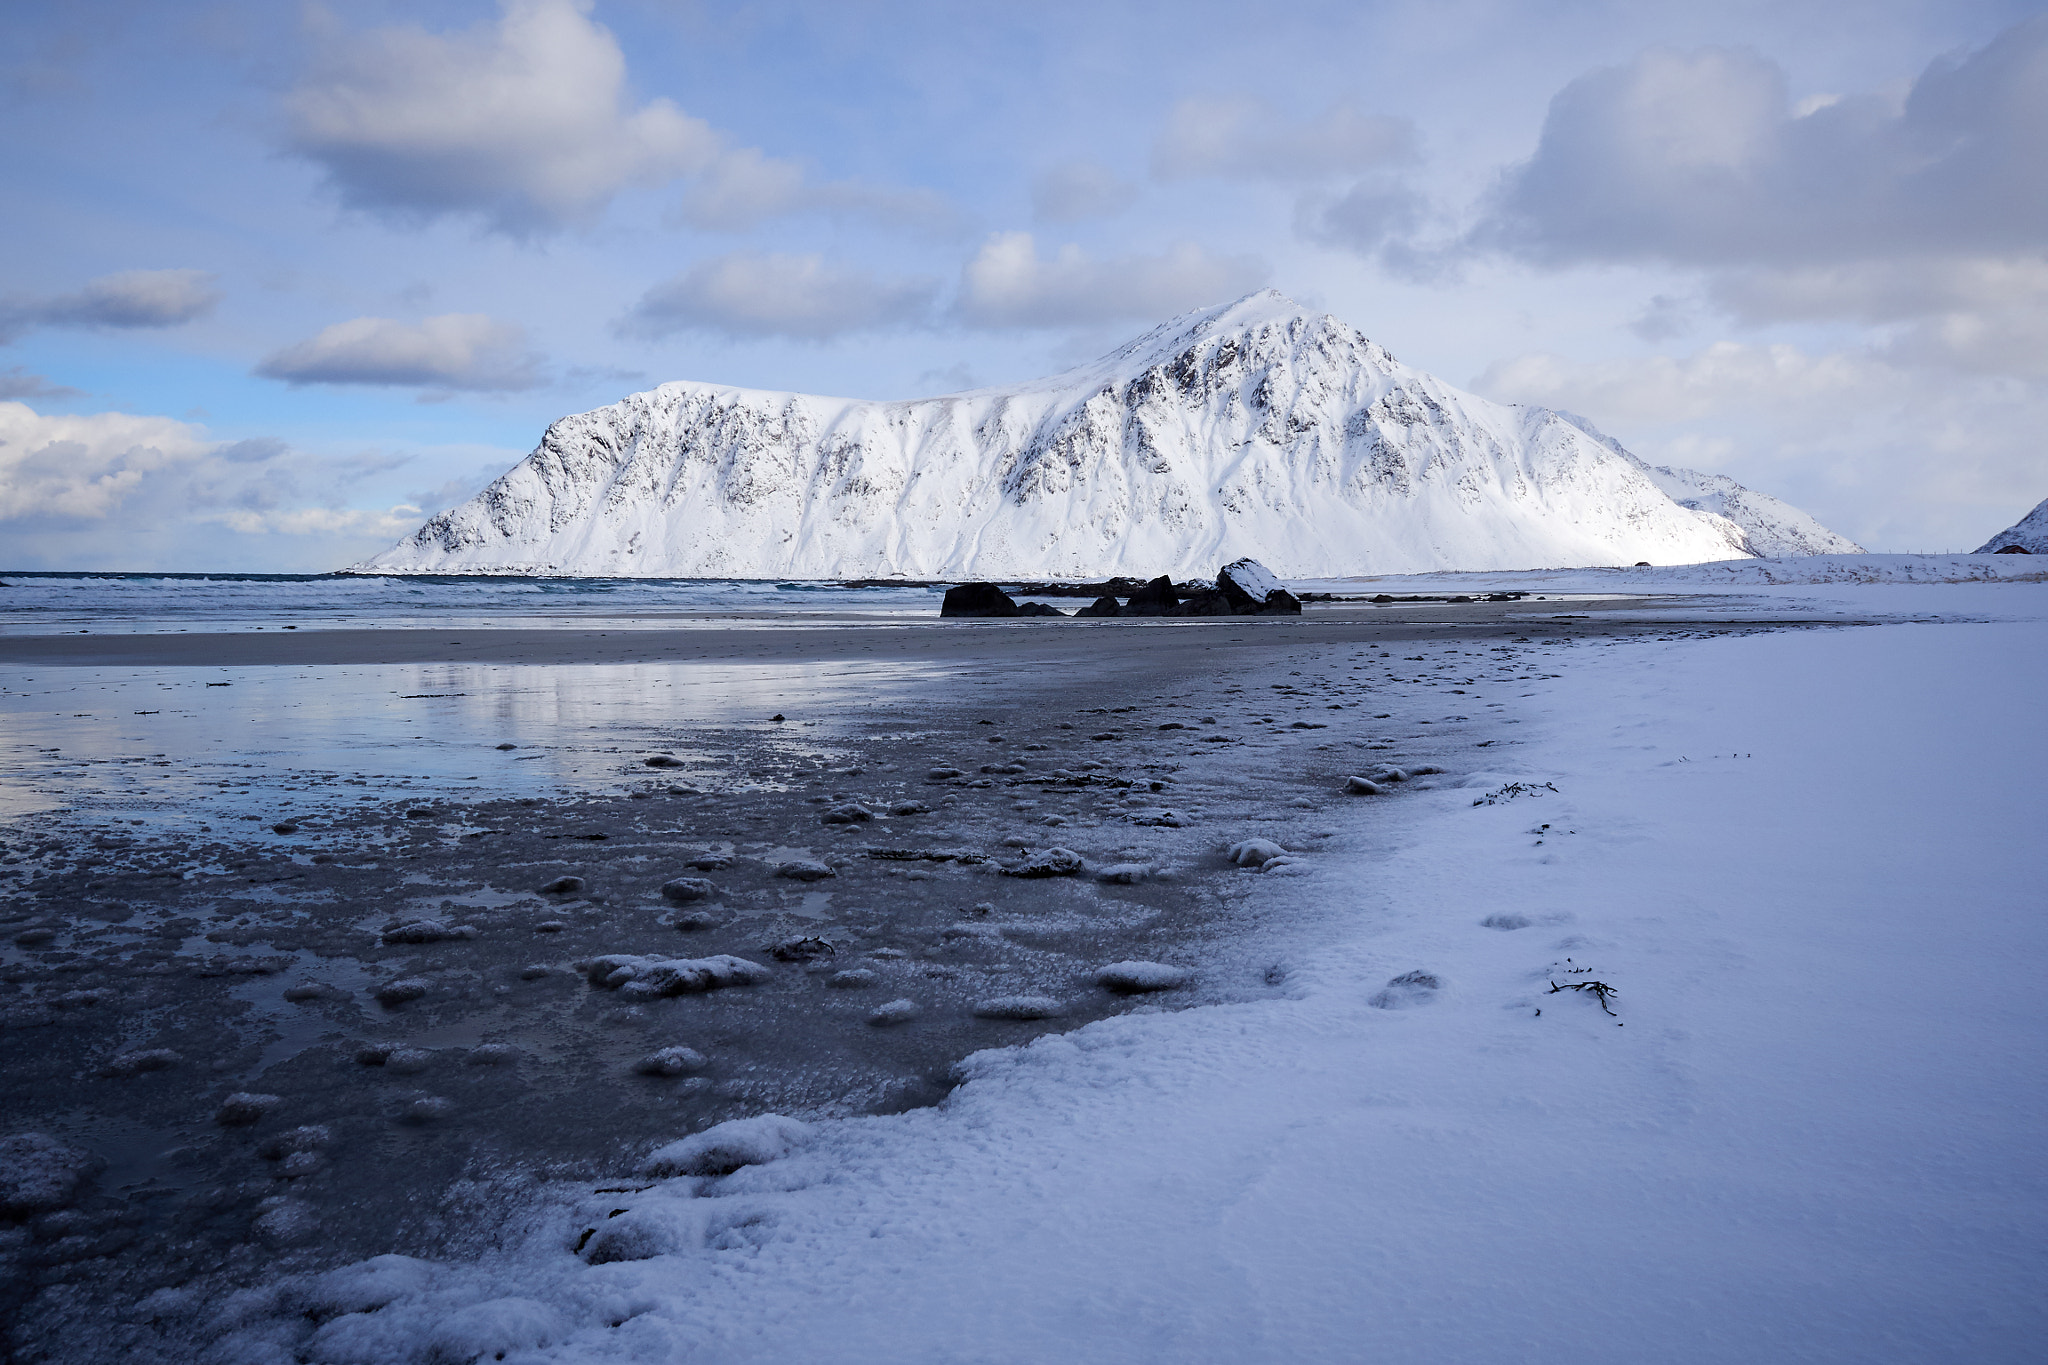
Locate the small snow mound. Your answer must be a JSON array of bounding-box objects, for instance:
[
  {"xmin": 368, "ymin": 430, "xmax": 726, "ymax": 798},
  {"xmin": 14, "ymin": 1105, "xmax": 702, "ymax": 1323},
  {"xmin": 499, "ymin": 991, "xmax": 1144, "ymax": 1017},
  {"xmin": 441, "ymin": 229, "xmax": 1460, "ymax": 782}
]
[
  {"xmin": 644, "ymin": 1114, "xmax": 812, "ymax": 1178},
  {"xmin": 635, "ymin": 1046, "xmax": 708, "ymax": 1077},
  {"xmin": 1369, "ymin": 970, "xmax": 1443, "ymax": 1009},
  {"xmin": 579, "ymin": 953, "xmax": 772, "ymax": 997},
  {"xmin": 660, "ymin": 876, "xmax": 717, "ymax": 902},
  {"xmin": 1094, "ymin": 862, "xmax": 1162, "ymax": 884},
  {"xmin": 774, "ymin": 858, "xmax": 836, "ymax": 881},
  {"xmin": 426, "ymin": 1298, "xmax": 568, "ymax": 1361},
  {"xmin": 101, "ymin": 1048, "xmax": 182, "ymax": 1077},
  {"xmin": 1226, "ymin": 838, "xmax": 1286, "ymax": 867},
  {"xmin": 580, "ymin": 1198, "xmax": 708, "ymax": 1264},
  {"xmin": 297, "ymin": 1254, "xmax": 440, "ymax": 1318},
  {"xmin": 1344, "ymin": 776, "xmax": 1386, "ymax": 795},
  {"xmin": 1001, "ymin": 847, "xmax": 1084, "ymax": 878},
  {"xmin": 867, "ymin": 998, "xmax": 921, "ymax": 1025},
  {"xmin": 1096, "ymin": 961, "xmax": 1191, "ymax": 993},
  {"xmin": 973, "ymin": 995, "xmax": 1066, "ymax": 1020},
  {"xmin": 252, "ymin": 1198, "xmax": 319, "ymax": 1247}
]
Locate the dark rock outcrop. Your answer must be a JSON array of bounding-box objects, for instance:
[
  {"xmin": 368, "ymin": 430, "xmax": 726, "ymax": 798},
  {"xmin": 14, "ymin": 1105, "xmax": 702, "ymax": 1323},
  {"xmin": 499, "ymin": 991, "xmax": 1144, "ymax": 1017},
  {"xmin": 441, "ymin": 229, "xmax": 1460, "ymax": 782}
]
[
  {"xmin": 1216, "ymin": 558, "xmax": 1302, "ymax": 614},
  {"xmin": 1075, "ymin": 596, "xmax": 1122, "ymax": 617},
  {"xmin": 940, "ymin": 583, "xmax": 1020, "ymax": 617},
  {"xmin": 1017, "ymin": 601, "xmax": 1068, "ymax": 616},
  {"xmin": 1124, "ymin": 576, "xmax": 1180, "ymax": 615}
]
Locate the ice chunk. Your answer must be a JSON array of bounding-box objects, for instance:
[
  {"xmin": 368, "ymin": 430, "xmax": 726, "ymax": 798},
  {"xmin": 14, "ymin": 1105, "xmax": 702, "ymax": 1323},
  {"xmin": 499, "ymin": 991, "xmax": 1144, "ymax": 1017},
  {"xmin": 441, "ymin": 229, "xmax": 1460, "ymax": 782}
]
[
  {"xmin": 774, "ymin": 858, "xmax": 836, "ymax": 881},
  {"xmin": 867, "ymin": 998, "xmax": 921, "ymax": 1025},
  {"xmin": 643, "ymin": 1114, "xmax": 812, "ymax": 1177},
  {"xmin": 1095, "ymin": 961, "xmax": 1191, "ymax": 993},
  {"xmin": 1344, "ymin": 776, "xmax": 1386, "ymax": 795},
  {"xmin": 374, "ymin": 977, "xmax": 430, "ymax": 1006},
  {"xmin": 578, "ymin": 953, "xmax": 772, "ymax": 996},
  {"xmin": 1094, "ymin": 862, "xmax": 1162, "ymax": 884},
  {"xmin": 1001, "ymin": 847, "xmax": 1084, "ymax": 878},
  {"xmin": 1225, "ymin": 838, "xmax": 1286, "ymax": 867},
  {"xmin": 659, "ymin": 876, "xmax": 716, "ymax": 903},
  {"xmin": 100, "ymin": 1048, "xmax": 182, "ymax": 1077},
  {"xmin": 635, "ymin": 1046, "xmax": 708, "ymax": 1077}
]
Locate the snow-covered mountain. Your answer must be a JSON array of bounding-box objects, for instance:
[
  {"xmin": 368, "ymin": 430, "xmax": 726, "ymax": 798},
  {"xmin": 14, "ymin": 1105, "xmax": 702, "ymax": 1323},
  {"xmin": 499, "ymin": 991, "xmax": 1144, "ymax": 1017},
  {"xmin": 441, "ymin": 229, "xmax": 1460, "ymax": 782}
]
[
  {"xmin": 1975, "ymin": 496, "xmax": 2048, "ymax": 554},
  {"xmin": 356, "ymin": 292, "xmax": 1856, "ymax": 579},
  {"xmin": 1553, "ymin": 413, "xmax": 1862, "ymax": 558}
]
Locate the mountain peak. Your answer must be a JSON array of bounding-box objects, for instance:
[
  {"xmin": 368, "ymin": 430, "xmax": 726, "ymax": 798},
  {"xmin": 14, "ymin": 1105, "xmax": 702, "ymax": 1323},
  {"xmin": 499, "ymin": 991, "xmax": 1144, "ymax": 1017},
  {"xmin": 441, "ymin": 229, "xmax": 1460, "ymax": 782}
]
[{"xmin": 357, "ymin": 297, "xmax": 1855, "ymax": 580}]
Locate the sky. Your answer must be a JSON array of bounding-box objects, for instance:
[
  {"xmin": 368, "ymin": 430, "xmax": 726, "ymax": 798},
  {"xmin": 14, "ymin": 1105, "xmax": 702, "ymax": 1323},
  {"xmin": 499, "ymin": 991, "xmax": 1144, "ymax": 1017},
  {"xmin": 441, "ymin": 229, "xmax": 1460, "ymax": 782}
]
[{"xmin": 2, "ymin": 0, "xmax": 2044, "ymax": 571}]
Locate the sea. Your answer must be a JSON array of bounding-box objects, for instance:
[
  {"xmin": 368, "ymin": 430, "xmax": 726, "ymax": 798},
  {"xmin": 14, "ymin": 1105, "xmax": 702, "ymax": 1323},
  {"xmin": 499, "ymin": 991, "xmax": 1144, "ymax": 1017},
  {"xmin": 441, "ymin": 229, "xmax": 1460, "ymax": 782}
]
[{"xmin": 0, "ymin": 573, "xmax": 966, "ymax": 829}]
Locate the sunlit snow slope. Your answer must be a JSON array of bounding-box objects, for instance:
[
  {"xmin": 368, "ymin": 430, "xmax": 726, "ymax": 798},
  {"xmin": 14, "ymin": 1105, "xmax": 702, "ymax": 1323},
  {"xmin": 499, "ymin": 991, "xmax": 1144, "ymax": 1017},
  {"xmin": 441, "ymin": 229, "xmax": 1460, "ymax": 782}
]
[
  {"xmin": 1976, "ymin": 495, "xmax": 2048, "ymax": 554},
  {"xmin": 357, "ymin": 292, "xmax": 1853, "ymax": 578}
]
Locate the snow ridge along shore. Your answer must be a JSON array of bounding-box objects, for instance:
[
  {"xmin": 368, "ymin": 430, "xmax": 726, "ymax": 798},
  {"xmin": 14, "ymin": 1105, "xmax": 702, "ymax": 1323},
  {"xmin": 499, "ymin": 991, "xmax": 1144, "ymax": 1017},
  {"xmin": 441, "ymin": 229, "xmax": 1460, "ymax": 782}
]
[
  {"xmin": 357, "ymin": 291, "xmax": 1857, "ymax": 579},
  {"xmin": 200, "ymin": 586, "xmax": 2046, "ymax": 1365}
]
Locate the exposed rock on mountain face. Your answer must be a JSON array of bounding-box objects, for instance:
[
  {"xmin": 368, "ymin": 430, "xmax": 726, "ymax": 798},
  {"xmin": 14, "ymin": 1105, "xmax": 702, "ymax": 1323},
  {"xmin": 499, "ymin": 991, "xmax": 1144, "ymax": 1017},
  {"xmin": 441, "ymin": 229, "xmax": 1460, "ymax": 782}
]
[
  {"xmin": 1975, "ymin": 496, "xmax": 2048, "ymax": 554},
  {"xmin": 357, "ymin": 292, "xmax": 1856, "ymax": 578}
]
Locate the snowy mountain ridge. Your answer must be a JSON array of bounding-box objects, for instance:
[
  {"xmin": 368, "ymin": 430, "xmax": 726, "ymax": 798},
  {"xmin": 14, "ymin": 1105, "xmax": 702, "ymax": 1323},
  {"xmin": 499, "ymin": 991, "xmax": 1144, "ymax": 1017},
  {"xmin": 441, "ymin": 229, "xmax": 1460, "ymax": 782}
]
[
  {"xmin": 1976, "ymin": 495, "xmax": 2048, "ymax": 554},
  {"xmin": 357, "ymin": 291, "xmax": 1858, "ymax": 578}
]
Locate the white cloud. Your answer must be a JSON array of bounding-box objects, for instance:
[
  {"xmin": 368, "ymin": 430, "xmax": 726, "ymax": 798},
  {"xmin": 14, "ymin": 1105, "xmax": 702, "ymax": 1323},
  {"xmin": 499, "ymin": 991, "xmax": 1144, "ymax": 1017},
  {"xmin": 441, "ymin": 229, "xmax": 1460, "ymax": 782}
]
[
  {"xmin": 0, "ymin": 400, "xmax": 496, "ymax": 570},
  {"xmin": 1031, "ymin": 161, "xmax": 1138, "ymax": 223},
  {"xmin": 1478, "ymin": 19, "xmax": 2048, "ymax": 268},
  {"xmin": 283, "ymin": 0, "xmax": 955, "ymax": 237},
  {"xmin": 0, "ymin": 403, "xmax": 211, "ymax": 523},
  {"xmin": 1, "ymin": 269, "xmax": 219, "ymax": 343},
  {"xmin": 622, "ymin": 254, "xmax": 938, "ymax": 341},
  {"xmin": 285, "ymin": 0, "xmax": 720, "ymax": 233},
  {"xmin": 672, "ymin": 151, "xmax": 959, "ymax": 233},
  {"xmin": 255, "ymin": 314, "xmax": 545, "ymax": 391},
  {"xmin": 956, "ymin": 232, "xmax": 1267, "ymax": 329},
  {"xmin": 1152, "ymin": 96, "xmax": 1414, "ymax": 181}
]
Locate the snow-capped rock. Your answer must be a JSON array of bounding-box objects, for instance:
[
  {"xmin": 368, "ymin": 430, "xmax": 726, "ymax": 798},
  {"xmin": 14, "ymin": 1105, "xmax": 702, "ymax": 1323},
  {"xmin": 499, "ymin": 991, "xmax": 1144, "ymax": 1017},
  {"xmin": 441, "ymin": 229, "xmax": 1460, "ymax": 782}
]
[
  {"xmin": 1975, "ymin": 496, "xmax": 2048, "ymax": 554},
  {"xmin": 357, "ymin": 292, "xmax": 1854, "ymax": 578}
]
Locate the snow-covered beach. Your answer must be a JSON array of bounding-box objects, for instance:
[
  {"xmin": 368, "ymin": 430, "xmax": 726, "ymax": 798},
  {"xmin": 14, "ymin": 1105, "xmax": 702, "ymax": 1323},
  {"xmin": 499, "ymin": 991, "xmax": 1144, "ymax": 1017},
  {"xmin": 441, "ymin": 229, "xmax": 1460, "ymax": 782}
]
[{"xmin": 3, "ymin": 566, "xmax": 2043, "ymax": 1363}]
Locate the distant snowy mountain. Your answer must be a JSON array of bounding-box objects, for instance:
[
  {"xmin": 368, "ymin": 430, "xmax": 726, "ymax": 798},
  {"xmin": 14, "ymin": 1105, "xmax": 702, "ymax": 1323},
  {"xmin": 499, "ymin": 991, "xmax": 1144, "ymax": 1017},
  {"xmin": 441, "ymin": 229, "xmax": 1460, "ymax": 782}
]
[
  {"xmin": 1553, "ymin": 413, "xmax": 1862, "ymax": 558},
  {"xmin": 1975, "ymin": 496, "xmax": 2048, "ymax": 553},
  {"xmin": 356, "ymin": 292, "xmax": 1856, "ymax": 579}
]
